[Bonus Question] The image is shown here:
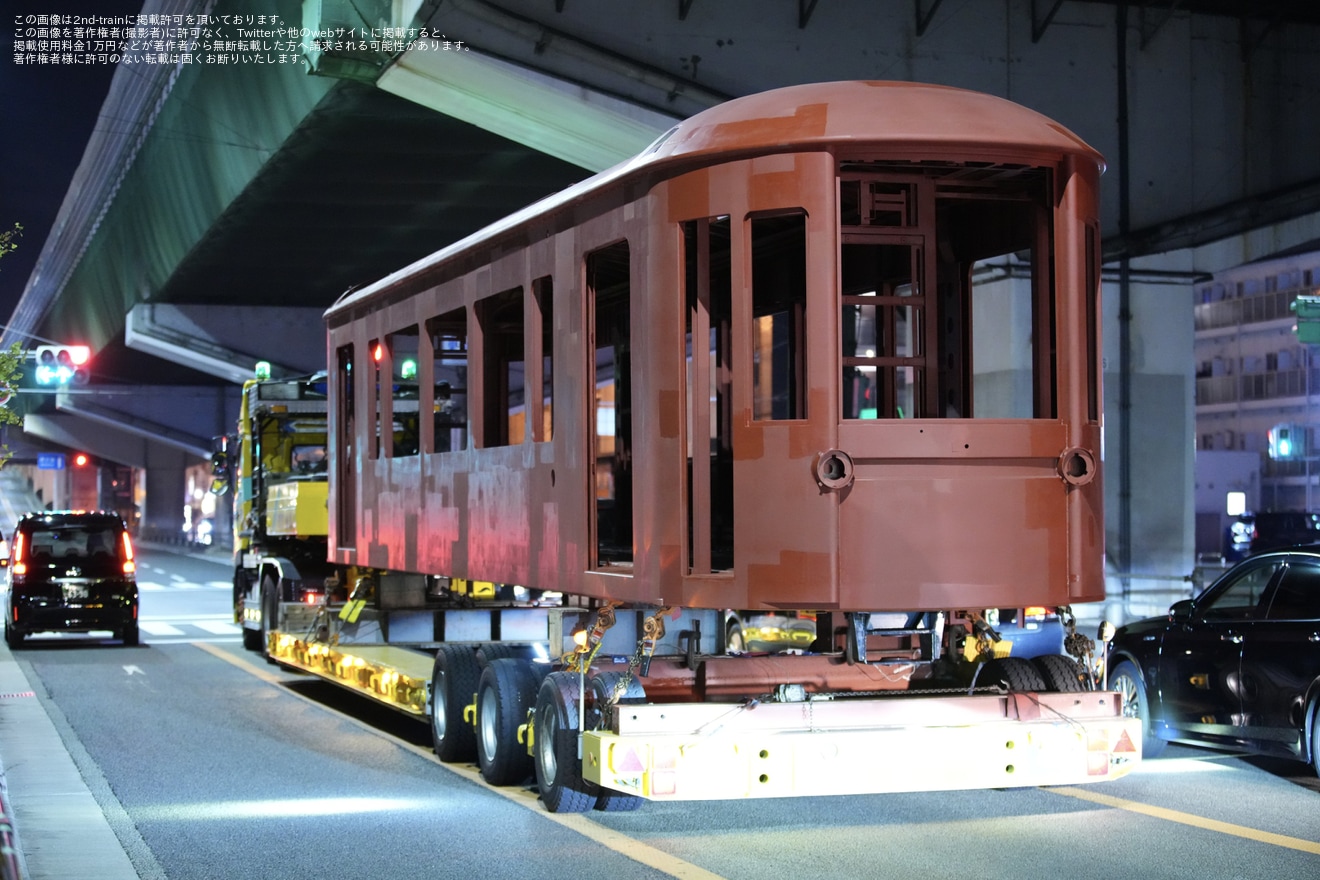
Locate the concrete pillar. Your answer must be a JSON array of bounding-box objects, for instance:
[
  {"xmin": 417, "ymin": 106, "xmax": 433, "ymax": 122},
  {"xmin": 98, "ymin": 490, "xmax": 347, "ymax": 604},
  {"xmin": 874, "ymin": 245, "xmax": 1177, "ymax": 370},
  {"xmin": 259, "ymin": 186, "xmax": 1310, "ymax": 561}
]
[
  {"xmin": 1103, "ymin": 276, "xmax": 1195, "ymax": 623},
  {"xmin": 141, "ymin": 447, "xmax": 189, "ymax": 539}
]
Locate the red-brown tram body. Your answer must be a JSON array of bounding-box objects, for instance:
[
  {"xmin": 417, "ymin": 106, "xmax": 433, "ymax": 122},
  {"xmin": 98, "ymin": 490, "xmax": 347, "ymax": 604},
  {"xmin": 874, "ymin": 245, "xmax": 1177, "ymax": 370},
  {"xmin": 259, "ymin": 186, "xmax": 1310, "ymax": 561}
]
[{"xmin": 324, "ymin": 80, "xmax": 1105, "ymax": 617}]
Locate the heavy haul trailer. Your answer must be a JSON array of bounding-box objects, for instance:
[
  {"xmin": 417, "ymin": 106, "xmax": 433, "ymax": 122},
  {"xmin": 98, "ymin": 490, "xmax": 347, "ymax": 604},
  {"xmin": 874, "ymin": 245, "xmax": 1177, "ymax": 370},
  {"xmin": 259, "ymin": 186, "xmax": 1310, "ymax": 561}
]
[{"xmin": 246, "ymin": 81, "xmax": 1139, "ymax": 811}]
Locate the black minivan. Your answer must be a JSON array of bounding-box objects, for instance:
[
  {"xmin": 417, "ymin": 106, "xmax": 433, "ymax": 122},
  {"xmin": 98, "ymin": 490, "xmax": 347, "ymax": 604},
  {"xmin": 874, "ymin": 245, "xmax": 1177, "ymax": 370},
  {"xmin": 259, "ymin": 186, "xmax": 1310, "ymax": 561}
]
[{"xmin": 3, "ymin": 511, "xmax": 139, "ymax": 647}]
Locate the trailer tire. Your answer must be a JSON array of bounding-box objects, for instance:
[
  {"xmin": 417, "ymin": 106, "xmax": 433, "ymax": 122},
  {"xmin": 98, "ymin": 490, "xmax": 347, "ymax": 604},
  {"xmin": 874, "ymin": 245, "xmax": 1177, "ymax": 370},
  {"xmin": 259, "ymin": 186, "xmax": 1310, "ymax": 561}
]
[
  {"xmin": 476, "ymin": 643, "xmax": 520, "ymax": 666},
  {"xmin": 534, "ymin": 673, "xmax": 597, "ymax": 813},
  {"xmin": 726, "ymin": 619, "xmax": 746, "ymax": 653},
  {"xmin": 1110, "ymin": 659, "xmax": 1166, "ymax": 758},
  {"xmin": 430, "ymin": 646, "xmax": 479, "ymax": 763},
  {"xmin": 587, "ymin": 672, "xmax": 645, "ymax": 812},
  {"xmin": 1032, "ymin": 654, "xmax": 1086, "ymax": 692},
  {"xmin": 977, "ymin": 657, "xmax": 1047, "ymax": 692},
  {"xmin": 476, "ymin": 658, "xmax": 537, "ymax": 785}
]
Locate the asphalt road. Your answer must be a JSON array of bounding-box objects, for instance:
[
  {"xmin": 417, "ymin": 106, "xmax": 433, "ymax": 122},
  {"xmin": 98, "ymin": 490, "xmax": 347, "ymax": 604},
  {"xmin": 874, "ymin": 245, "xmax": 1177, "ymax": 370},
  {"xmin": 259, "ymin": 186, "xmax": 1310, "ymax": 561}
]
[{"xmin": 5, "ymin": 546, "xmax": 1320, "ymax": 880}]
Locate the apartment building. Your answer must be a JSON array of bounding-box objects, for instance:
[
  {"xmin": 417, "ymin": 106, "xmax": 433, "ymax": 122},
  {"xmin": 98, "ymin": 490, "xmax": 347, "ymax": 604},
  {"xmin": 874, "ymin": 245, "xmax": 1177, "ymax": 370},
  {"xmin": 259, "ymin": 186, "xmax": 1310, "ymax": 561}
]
[{"xmin": 1194, "ymin": 247, "xmax": 1320, "ymax": 556}]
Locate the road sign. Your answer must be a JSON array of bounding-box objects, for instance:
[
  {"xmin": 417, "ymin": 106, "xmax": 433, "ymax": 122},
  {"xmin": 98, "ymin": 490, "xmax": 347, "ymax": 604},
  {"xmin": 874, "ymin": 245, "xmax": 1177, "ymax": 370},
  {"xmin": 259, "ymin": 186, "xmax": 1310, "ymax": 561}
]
[{"xmin": 37, "ymin": 452, "xmax": 66, "ymax": 470}]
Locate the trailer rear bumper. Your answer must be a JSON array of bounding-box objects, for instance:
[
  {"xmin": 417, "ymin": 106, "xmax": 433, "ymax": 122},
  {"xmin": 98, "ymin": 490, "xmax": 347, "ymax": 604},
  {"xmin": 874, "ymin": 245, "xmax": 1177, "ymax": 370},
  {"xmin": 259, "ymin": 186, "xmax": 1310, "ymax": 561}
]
[{"xmin": 582, "ymin": 692, "xmax": 1140, "ymax": 800}]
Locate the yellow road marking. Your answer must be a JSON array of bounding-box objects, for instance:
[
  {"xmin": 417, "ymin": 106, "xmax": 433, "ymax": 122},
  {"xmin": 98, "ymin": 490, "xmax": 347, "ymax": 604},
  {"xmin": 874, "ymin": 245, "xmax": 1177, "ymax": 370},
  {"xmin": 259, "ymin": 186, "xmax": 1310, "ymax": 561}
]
[
  {"xmin": 195, "ymin": 640, "xmax": 287, "ymax": 684},
  {"xmin": 1050, "ymin": 786, "xmax": 1320, "ymax": 855},
  {"xmin": 195, "ymin": 642, "xmax": 726, "ymax": 880}
]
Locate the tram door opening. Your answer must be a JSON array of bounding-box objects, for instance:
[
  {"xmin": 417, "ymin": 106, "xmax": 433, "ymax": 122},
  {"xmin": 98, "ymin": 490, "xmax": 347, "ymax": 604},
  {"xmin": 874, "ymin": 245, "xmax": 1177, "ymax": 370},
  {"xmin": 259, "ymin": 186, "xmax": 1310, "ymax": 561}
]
[
  {"xmin": 683, "ymin": 217, "xmax": 735, "ymax": 573},
  {"xmin": 588, "ymin": 242, "xmax": 634, "ymax": 568},
  {"xmin": 335, "ymin": 344, "xmax": 356, "ymax": 550}
]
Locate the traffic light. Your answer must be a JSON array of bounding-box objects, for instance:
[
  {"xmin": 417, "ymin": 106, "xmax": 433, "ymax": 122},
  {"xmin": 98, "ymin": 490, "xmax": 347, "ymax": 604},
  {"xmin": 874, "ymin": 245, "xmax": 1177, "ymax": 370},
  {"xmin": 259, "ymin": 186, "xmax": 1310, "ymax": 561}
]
[
  {"xmin": 1269, "ymin": 423, "xmax": 1304, "ymax": 460},
  {"xmin": 33, "ymin": 345, "xmax": 91, "ymax": 386}
]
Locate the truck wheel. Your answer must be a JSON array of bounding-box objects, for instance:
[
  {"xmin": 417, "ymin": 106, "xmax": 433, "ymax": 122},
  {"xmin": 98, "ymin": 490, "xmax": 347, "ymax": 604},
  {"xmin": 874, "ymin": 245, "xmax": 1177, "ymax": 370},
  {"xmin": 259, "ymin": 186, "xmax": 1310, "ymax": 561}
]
[
  {"xmin": 587, "ymin": 672, "xmax": 644, "ymax": 812},
  {"xmin": 1032, "ymin": 654, "xmax": 1085, "ymax": 692},
  {"xmin": 4, "ymin": 622, "xmax": 24, "ymax": 649},
  {"xmin": 430, "ymin": 645, "xmax": 478, "ymax": 763},
  {"xmin": 534, "ymin": 672, "xmax": 597, "ymax": 813},
  {"xmin": 120, "ymin": 624, "xmax": 140, "ymax": 647},
  {"xmin": 476, "ymin": 658, "xmax": 537, "ymax": 785},
  {"xmin": 476, "ymin": 643, "xmax": 517, "ymax": 666},
  {"xmin": 726, "ymin": 619, "xmax": 746, "ymax": 653},
  {"xmin": 1110, "ymin": 659, "xmax": 1166, "ymax": 758},
  {"xmin": 978, "ymin": 657, "xmax": 1047, "ymax": 692}
]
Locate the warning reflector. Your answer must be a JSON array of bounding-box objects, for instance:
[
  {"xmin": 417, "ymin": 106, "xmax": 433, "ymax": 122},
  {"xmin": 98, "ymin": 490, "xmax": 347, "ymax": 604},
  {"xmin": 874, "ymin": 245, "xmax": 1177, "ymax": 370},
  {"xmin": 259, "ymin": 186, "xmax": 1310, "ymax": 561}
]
[
  {"xmin": 616, "ymin": 746, "xmax": 646, "ymax": 773},
  {"xmin": 1112, "ymin": 728, "xmax": 1137, "ymax": 753}
]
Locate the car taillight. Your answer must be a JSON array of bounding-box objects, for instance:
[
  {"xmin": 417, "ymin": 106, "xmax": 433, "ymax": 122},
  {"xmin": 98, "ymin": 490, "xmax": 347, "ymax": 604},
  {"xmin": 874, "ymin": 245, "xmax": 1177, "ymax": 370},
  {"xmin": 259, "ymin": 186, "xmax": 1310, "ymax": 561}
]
[
  {"xmin": 11, "ymin": 531, "xmax": 26, "ymax": 577},
  {"xmin": 1024, "ymin": 606, "xmax": 1055, "ymax": 621},
  {"xmin": 121, "ymin": 531, "xmax": 136, "ymax": 575}
]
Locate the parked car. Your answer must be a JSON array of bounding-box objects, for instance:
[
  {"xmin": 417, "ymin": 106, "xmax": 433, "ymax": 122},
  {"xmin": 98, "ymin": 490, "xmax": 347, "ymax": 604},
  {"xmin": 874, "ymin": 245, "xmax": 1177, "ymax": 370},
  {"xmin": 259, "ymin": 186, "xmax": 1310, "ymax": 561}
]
[
  {"xmin": 2, "ymin": 511, "xmax": 140, "ymax": 648},
  {"xmin": 1108, "ymin": 545, "xmax": 1320, "ymax": 772}
]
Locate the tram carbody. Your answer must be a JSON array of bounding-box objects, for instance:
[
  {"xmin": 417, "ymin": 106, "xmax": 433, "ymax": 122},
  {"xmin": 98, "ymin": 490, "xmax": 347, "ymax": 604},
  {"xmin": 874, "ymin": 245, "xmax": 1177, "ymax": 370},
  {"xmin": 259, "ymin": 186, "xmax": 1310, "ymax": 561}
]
[
  {"xmin": 325, "ymin": 80, "xmax": 1104, "ymax": 616},
  {"xmin": 253, "ymin": 81, "xmax": 1135, "ymax": 807}
]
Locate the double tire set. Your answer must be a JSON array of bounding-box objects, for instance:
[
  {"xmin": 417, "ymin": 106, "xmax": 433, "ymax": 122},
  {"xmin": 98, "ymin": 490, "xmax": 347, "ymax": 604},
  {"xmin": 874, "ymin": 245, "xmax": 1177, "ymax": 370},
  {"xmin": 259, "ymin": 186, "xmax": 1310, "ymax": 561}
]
[
  {"xmin": 977, "ymin": 654, "xmax": 1089, "ymax": 694},
  {"xmin": 428, "ymin": 644, "xmax": 645, "ymax": 813}
]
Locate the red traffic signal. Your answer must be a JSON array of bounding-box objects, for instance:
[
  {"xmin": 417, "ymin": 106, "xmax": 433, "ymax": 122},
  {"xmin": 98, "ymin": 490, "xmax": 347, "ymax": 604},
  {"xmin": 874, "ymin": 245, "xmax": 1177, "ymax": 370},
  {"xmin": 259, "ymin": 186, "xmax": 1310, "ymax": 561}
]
[{"xmin": 33, "ymin": 345, "xmax": 91, "ymax": 386}]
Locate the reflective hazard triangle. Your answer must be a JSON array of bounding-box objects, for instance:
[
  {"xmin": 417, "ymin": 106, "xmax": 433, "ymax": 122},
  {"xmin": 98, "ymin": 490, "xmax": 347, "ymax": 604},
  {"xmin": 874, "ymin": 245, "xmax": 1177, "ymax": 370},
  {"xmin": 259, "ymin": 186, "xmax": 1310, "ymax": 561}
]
[
  {"xmin": 616, "ymin": 746, "xmax": 646, "ymax": 772},
  {"xmin": 1112, "ymin": 728, "xmax": 1138, "ymax": 753}
]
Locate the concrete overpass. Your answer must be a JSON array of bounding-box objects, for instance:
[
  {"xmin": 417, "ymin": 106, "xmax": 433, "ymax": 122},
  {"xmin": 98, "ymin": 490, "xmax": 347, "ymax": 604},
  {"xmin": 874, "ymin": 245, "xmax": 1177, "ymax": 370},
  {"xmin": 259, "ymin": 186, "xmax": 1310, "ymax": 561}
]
[{"xmin": 6, "ymin": 0, "xmax": 1320, "ymax": 587}]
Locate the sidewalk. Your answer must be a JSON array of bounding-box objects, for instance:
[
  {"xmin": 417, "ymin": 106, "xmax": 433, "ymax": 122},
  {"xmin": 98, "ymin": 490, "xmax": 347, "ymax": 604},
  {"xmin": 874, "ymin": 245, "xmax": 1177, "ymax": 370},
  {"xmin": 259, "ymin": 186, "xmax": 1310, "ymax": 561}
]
[{"xmin": 0, "ymin": 647, "xmax": 141, "ymax": 880}]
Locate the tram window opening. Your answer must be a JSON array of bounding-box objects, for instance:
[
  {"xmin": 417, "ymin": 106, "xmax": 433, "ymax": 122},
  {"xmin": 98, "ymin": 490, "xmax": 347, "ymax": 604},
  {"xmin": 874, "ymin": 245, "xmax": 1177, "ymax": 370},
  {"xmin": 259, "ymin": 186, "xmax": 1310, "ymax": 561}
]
[
  {"xmin": 841, "ymin": 242, "xmax": 924, "ymax": 419},
  {"xmin": 334, "ymin": 343, "xmax": 356, "ymax": 548},
  {"xmin": 425, "ymin": 308, "xmax": 468, "ymax": 453},
  {"xmin": 588, "ymin": 241, "xmax": 634, "ymax": 568},
  {"xmin": 534, "ymin": 276, "xmax": 554, "ymax": 442},
  {"xmin": 1086, "ymin": 223, "xmax": 1099, "ymax": 422},
  {"xmin": 478, "ymin": 287, "xmax": 525, "ymax": 447},
  {"xmin": 387, "ymin": 325, "xmax": 420, "ymax": 457},
  {"xmin": 751, "ymin": 213, "xmax": 807, "ymax": 421},
  {"xmin": 937, "ymin": 193, "xmax": 1053, "ymax": 419},
  {"xmin": 370, "ymin": 337, "xmax": 385, "ymax": 459},
  {"xmin": 838, "ymin": 169, "xmax": 1053, "ymax": 420},
  {"xmin": 839, "ymin": 179, "xmax": 916, "ymax": 227},
  {"xmin": 683, "ymin": 217, "xmax": 734, "ymax": 574}
]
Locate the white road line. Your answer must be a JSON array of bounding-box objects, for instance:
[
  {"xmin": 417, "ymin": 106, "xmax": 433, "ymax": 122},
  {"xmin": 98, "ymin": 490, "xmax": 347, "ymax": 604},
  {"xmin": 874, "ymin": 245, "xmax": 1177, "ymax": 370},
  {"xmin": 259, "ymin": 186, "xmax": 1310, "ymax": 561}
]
[
  {"xmin": 193, "ymin": 621, "xmax": 241, "ymax": 635},
  {"xmin": 138, "ymin": 622, "xmax": 186, "ymax": 636},
  {"xmin": 137, "ymin": 581, "xmax": 166, "ymax": 591}
]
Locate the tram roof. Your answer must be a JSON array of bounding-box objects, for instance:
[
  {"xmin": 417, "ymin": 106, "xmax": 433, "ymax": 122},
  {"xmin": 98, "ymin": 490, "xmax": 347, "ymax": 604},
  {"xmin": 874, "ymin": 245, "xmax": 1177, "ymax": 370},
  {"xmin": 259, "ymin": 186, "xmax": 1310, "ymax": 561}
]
[{"xmin": 327, "ymin": 81, "xmax": 1100, "ymax": 322}]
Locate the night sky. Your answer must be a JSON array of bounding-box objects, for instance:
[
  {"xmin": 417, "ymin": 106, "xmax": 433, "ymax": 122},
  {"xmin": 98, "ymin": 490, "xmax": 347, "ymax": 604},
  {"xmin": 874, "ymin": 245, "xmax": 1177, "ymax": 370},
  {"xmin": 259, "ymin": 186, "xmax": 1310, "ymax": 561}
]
[{"xmin": 3, "ymin": 1, "xmax": 145, "ymax": 325}]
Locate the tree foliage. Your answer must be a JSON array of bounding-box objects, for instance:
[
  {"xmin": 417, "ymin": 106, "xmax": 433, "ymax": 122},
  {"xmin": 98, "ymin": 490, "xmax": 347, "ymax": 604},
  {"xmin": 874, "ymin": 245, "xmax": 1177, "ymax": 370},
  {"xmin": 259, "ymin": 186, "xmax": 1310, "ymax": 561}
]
[
  {"xmin": 0, "ymin": 222, "xmax": 20, "ymax": 260},
  {"xmin": 0, "ymin": 222, "xmax": 26, "ymax": 464}
]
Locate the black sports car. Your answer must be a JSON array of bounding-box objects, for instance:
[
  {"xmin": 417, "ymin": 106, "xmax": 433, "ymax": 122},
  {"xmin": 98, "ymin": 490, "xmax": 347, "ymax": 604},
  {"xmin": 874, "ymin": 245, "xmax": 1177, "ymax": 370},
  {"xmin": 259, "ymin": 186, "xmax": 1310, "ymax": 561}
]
[{"xmin": 1108, "ymin": 546, "xmax": 1320, "ymax": 773}]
